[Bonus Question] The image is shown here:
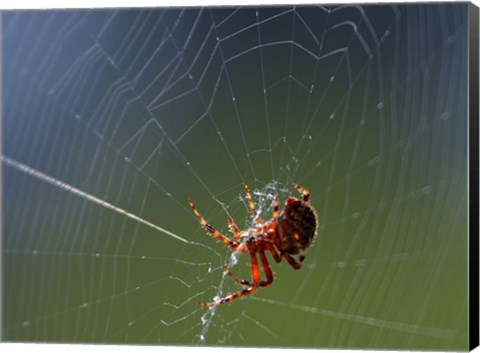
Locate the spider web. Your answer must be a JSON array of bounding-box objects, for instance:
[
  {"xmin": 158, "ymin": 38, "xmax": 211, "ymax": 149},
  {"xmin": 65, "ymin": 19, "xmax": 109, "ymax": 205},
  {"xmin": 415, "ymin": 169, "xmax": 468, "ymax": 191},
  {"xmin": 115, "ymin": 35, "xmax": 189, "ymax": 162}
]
[{"xmin": 1, "ymin": 2, "xmax": 471, "ymax": 350}]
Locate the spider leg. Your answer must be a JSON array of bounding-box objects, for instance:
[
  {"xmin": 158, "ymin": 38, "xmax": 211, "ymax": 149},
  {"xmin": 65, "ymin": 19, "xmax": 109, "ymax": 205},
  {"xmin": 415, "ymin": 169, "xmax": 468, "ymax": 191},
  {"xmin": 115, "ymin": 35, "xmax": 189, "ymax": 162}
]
[
  {"xmin": 258, "ymin": 250, "xmax": 274, "ymax": 287},
  {"xmin": 227, "ymin": 216, "xmax": 242, "ymax": 243},
  {"xmin": 293, "ymin": 183, "xmax": 310, "ymax": 203},
  {"xmin": 243, "ymin": 182, "xmax": 263, "ymax": 224},
  {"xmin": 224, "ymin": 249, "xmax": 275, "ymax": 287},
  {"xmin": 199, "ymin": 286, "xmax": 259, "ymax": 307},
  {"xmin": 267, "ymin": 243, "xmax": 282, "ymax": 263},
  {"xmin": 282, "ymin": 252, "xmax": 304, "ymax": 270},
  {"xmin": 188, "ymin": 199, "xmax": 238, "ymax": 251},
  {"xmin": 273, "ymin": 198, "xmax": 279, "ymax": 219},
  {"xmin": 199, "ymin": 252, "xmax": 262, "ymax": 307},
  {"xmin": 224, "ymin": 266, "xmax": 251, "ymax": 286}
]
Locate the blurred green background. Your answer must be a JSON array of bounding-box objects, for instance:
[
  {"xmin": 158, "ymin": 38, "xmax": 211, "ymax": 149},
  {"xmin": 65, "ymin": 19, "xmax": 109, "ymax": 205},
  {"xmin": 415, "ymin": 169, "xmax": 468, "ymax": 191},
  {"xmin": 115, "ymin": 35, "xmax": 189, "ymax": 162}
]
[{"xmin": 2, "ymin": 3, "xmax": 469, "ymax": 350}]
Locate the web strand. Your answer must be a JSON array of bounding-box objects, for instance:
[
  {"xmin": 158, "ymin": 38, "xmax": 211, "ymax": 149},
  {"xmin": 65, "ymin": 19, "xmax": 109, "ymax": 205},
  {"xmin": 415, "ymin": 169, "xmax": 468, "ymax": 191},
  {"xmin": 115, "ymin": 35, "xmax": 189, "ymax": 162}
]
[{"xmin": 1, "ymin": 155, "xmax": 190, "ymax": 244}]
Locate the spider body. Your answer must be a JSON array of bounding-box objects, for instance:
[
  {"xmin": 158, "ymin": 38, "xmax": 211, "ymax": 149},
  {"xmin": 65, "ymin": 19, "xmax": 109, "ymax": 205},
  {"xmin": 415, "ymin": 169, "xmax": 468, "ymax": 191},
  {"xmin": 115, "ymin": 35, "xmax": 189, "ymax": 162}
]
[
  {"xmin": 188, "ymin": 182, "xmax": 317, "ymax": 307},
  {"xmin": 276, "ymin": 197, "xmax": 317, "ymax": 255}
]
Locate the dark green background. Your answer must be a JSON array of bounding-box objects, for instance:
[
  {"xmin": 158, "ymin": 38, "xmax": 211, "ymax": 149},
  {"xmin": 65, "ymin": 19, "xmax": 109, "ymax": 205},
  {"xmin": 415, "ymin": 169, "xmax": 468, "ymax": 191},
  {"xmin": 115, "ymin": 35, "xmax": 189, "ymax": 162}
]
[{"xmin": 2, "ymin": 3, "xmax": 469, "ymax": 350}]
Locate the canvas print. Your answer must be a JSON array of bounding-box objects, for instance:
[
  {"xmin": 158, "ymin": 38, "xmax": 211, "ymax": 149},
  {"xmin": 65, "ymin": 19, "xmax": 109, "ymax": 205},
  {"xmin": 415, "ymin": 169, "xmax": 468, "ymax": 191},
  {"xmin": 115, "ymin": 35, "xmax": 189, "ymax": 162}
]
[{"xmin": 2, "ymin": 2, "xmax": 478, "ymax": 350}]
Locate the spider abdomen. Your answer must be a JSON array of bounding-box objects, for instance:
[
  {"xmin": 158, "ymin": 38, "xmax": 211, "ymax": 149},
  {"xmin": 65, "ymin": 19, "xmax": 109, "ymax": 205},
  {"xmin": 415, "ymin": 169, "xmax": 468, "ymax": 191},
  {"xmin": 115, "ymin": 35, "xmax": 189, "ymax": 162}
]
[{"xmin": 276, "ymin": 198, "xmax": 317, "ymax": 255}]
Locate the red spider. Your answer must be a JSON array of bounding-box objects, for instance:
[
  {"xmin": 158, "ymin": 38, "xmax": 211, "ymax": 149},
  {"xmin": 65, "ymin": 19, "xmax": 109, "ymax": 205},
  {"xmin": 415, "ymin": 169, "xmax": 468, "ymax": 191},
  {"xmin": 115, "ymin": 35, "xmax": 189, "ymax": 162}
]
[{"xmin": 188, "ymin": 182, "xmax": 318, "ymax": 307}]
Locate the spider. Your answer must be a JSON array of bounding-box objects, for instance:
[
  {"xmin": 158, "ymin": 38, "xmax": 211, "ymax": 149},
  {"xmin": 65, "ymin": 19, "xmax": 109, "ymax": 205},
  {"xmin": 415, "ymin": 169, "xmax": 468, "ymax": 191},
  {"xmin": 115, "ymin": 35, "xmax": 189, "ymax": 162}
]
[{"xmin": 188, "ymin": 182, "xmax": 318, "ymax": 307}]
